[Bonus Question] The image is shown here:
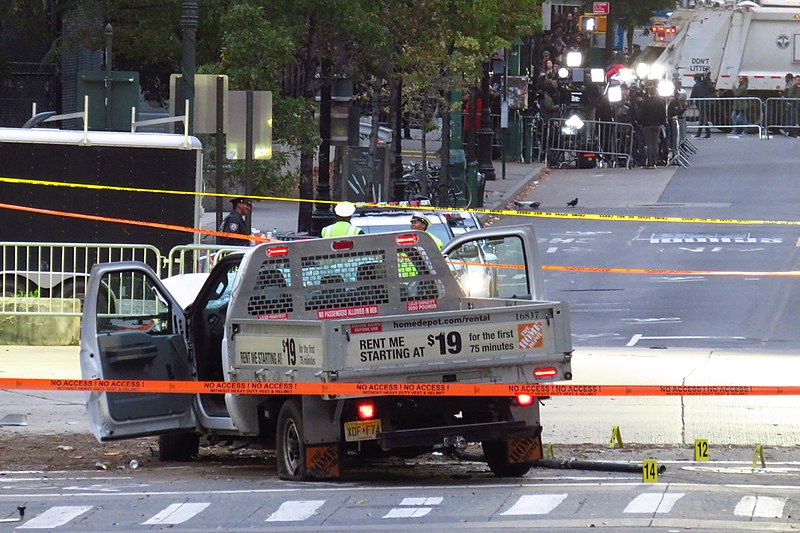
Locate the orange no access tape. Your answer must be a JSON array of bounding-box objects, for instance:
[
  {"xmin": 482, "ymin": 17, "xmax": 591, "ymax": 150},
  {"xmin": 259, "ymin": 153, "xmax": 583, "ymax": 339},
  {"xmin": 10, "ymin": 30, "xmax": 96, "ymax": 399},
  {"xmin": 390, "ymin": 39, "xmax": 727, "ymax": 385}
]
[{"xmin": 2, "ymin": 378, "xmax": 800, "ymax": 397}]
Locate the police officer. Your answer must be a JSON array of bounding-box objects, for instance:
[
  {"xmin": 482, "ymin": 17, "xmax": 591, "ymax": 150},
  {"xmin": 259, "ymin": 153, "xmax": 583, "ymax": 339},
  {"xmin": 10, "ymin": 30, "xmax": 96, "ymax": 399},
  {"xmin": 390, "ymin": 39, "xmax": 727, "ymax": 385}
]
[
  {"xmin": 321, "ymin": 202, "xmax": 364, "ymax": 237},
  {"xmin": 217, "ymin": 197, "xmax": 253, "ymax": 245},
  {"xmin": 410, "ymin": 212, "xmax": 443, "ymax": 249}
]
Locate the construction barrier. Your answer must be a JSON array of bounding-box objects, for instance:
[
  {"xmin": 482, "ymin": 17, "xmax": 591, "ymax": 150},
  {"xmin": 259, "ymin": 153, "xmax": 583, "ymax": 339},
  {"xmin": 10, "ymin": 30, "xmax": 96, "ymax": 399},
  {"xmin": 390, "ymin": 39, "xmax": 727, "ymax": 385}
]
[{"xmin": 541, "ymin": 117, "xmax": 635, "ymax": 169}]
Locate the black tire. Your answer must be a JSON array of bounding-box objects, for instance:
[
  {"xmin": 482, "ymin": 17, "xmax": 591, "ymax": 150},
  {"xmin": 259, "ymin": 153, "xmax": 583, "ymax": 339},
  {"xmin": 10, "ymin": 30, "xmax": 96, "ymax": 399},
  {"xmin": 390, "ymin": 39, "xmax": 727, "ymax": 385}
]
[
  {"xmin": 276, "ymin": 399, "xmax": 308, "ymax": 481},
  {"xmin": 482, "ymin": 440, "xmax": 531, "ymax": 477},
  {"xmin": 158, "ymin": 432, "xmax": 200, "ymax": 461}
]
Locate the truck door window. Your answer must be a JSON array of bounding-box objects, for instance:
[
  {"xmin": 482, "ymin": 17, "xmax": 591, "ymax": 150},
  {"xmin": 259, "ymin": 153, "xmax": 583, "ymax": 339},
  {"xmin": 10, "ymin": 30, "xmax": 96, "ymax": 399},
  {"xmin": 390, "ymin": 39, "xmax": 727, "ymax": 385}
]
[
  {"xmin": 446, "ymin": 235, "xmax": 528, "ymax": 299},
  {"xmin": 96, "ymin": 271, "xmax": 173, "ymax": 334}
]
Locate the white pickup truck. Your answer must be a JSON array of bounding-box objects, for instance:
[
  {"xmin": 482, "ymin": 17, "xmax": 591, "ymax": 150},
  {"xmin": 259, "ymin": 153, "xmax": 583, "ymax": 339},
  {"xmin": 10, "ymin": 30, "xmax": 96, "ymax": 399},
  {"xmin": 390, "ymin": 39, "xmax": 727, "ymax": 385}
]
[{"xmin": 80, "ymin": 224, "xmax": 573, "ymax": 480}]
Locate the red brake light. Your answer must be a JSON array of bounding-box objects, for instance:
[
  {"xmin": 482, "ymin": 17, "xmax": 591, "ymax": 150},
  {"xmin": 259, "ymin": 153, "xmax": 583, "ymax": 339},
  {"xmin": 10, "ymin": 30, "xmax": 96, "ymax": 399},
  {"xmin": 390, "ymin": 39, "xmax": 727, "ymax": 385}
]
[
  {"xmin": 331, "ymin": 240, "xmax": 354, "ymax": 251},
  {"xmin": 516, "ymin": 394, "xmax": 534, "ymax": 406},
  {"xmin": 395, "ymin": 234, "xmax": 418, "ymax": 245},
  {"xmin": 266, "ymin": 246, "xmax": 289, "ymax": 257},
  {"xmin": 533, "ymin": 367, "xmax": 557, "ymax": 379},
  {"xmin": 357, "ymin": 402, "xmax": 375, "ymax": 420}
]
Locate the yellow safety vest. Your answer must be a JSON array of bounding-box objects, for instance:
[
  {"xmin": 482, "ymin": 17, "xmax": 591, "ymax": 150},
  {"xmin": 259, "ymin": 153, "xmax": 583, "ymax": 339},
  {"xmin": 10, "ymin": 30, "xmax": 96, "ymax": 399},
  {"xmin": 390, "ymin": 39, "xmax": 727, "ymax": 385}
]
[{"xmin": 321, "ymin": 220, "xmax": 363, "ymax": 238}]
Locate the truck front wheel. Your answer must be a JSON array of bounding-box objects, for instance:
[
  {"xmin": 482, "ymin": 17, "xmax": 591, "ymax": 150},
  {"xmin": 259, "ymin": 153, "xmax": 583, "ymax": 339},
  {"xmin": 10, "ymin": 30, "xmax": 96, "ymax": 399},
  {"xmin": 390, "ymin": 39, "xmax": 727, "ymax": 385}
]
[
  {"xmin": 276, "ymin": 399, "xmax": 308, "ymax": 481},
  {"xmin": 482, "ymin": 440, "xmax": 531, "ymax": 477}
]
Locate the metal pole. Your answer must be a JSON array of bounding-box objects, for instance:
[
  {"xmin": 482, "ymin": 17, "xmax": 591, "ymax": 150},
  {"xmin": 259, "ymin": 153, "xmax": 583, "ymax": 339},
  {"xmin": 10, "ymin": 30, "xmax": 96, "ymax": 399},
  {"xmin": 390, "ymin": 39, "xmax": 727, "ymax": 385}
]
[
  {"xmin": 104, "ymin": 23, "xmax": 113, "ymax": 131},
  {"xmin": 181, "ymin": 0, "xmax": 198, "ymax": 134},
  {"xmin": 245, "ymin": 91, "xmax": 253, "ymax": 196},
  {"xmin": 477, "ymin": 61, "xmax": 496, "ymax": 181},
  {"xmin": 311, "ymin": 60, "xmax": 334, "ymax": 235},
  {"xmin": 215, "ymin": 76, "xmax": 225, "ymax": 233}
]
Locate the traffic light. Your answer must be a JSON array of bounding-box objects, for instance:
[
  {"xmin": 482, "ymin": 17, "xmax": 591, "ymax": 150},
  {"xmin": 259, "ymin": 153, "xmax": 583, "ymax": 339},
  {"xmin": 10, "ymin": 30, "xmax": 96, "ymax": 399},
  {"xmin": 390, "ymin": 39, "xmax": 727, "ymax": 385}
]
[{"xmin": 579, "ymin": 14, "xmax": 607, "ymax": 33}]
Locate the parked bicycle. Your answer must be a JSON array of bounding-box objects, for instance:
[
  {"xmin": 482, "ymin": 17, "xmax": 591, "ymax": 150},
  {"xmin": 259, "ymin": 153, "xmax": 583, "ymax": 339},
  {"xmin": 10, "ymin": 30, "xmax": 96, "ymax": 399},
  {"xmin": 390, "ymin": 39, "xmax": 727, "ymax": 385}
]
[{"xmin": 399, "ymin": 162, "xmax": 472, "ymax": 207}]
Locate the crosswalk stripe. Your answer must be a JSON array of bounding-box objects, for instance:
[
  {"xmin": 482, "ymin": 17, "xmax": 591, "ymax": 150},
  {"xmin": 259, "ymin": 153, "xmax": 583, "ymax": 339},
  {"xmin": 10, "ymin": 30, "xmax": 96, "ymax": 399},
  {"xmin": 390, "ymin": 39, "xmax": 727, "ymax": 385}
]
[
  {"xmin": 624, "ymin": 493, "xmax": 685, "ymax": 514},
  {"xmin": 502, "ymin": 494, "xmax": 568, "ymax": 515},
  {"xmin": 384, "ymin": 507, "xmax": 432, "ymax": 518},
  {"xmin": 400, "ymin": 497, "xmax": 443, "ymax": 506},
  {"xmin": 142, "ymin": 502, "xmax": 210, "ymax": 525},
  {"xmin": 18, "ymin": 506, "xmax": 93, "ymax": 529},
  {"xmin": 266, "ymin": 500, "xmax": 326, "ymax": 522},
  {"xmin": 734, "ymin": 496, "xmax": 786, "ymax": 518}
]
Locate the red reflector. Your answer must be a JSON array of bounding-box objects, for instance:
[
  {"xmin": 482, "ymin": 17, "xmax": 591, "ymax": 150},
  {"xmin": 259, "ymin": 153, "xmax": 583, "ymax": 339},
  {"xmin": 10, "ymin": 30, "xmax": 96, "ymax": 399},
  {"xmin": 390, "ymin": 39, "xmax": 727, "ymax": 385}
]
[
  {"xmin": 266, "ymin": 246, "xmax": 289, "ymax": 257},
  {"xmin": 395, "ymin": 233, "xmax": 419, "ymax": 245},
  {"xmin": 357, "ymin": 403, "xmax": 375, "ymax": 420},
  {"xmin": 331, "ymin": 240, "xmax": 354, "ymax": 251},
  {"xmin": 516, "ymin": 394, "xmax": 534, "ymax": 406},
  {"xmin": 533, "ymin": 367, "xmax": 557, "ymax": 379}
]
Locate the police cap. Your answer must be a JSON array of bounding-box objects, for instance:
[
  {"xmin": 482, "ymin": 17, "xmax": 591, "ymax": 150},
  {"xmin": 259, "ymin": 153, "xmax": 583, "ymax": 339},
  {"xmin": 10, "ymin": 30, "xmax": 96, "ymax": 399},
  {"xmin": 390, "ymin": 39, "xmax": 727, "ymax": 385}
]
[
  {"xmin": 231, "ymin": 197, "xmax": 253, "ymax": 207},
  {"xmin": 334, "ymin": 202, "xmax": 356, "ymax": 217}
]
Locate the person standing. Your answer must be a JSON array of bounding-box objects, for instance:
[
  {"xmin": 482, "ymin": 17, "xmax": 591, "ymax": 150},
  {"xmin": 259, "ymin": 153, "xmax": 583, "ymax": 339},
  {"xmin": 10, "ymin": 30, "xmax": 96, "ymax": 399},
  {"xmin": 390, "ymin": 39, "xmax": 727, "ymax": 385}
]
[
  {"xmin": 691, "ymin": 74, "xmax": 713, "ymax": 138},
  {"xmin": 217, "ymin": 197, "xmax": 253, "ymax": 246},
  {"xmin": 637, "ymin": 86, "xmax": 667, "ymax": 169},
  {"xmin": 786, "ymin": 74, "xmax": 800, "ymax": 138},
  {"xmin": 409, "ymin": 212, "xmax": 443, "ymax": 249},
  {"xmin": 321, "ymin": 202, "xmax": 364, "ymax": 237},
  {"xmin": 730, "ymin": 76, "xmax": 749, "ymax": 135}
]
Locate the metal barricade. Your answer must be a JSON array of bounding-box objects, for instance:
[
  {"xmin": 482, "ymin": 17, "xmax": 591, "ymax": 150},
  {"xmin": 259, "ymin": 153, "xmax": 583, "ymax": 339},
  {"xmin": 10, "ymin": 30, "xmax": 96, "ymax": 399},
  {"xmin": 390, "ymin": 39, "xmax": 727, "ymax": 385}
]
[
  {"xmin": 166, "ymin": 244, "xmax": 245, "ymax": 277},
  {"xmin": 0, "ymin": 243, "xmax": 161, "ymax": 316},
  {"xmin": 686, "ymin": 97, "xmax": 765, "ymax": 138},
  {"xmin": 764, "ymin": 97, "xmax": 800, "ymax": 137},
  {"xmin": 541, "ymin": 118, "xmax": 635, "ymax": 169}
]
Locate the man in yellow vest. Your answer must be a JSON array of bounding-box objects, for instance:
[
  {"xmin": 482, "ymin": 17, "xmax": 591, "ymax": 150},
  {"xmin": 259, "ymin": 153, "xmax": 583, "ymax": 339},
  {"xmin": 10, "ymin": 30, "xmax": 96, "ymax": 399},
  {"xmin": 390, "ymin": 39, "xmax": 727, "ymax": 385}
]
[
  {"xmin": 321, "ymin": 202, "xmax": 364, "ymax": 237},
  {"xmin": 410, "ymin": 212, "xmax": 443, "ymax": 249}
]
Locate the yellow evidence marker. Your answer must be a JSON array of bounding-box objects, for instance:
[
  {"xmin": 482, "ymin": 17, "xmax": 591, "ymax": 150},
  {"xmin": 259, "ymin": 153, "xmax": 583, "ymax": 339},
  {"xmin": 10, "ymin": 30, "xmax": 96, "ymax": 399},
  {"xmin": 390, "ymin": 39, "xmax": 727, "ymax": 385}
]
[
  {"xmin": 694, "ymin": 439, "xmax": 709, "ymax": 461},
  {"xmin": 642, "ymin": 459, "xmax": 659, "ymax": 483}
]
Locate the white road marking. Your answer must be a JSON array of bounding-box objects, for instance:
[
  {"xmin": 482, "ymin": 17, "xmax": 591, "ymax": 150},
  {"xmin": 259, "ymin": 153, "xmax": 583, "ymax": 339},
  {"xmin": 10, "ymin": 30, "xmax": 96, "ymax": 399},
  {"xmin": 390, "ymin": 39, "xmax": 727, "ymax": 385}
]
[
  {"xmin": 546, "ymin": 247, "xmax": 559, "ymax": 253},
  {"xmin": 142, "ymin": 502, "xmax": 210, "ymax": 525},
  {"xmin": 265, "ymin": 500, "xmax": 325, "ymax": 522},
  {"xmin": 501, "ymin": 494, "xmax": 568, "ymax": 515},
  {"xmin": 384, "ymin": 507, "xmax": 431, "ymax": 518},
  {"xmin": 624, "ymin": 493, "xmax": 684, "ymax": 514},
  {"xmin": 621, "ymin": 317, "xmax": 680, "ymax": 323},
  {"xmin": 627, "ymin": 335, "xmax": 746, "ymax": 347},
  {"xmin": 400, "ymin": 497, "xmax": 442, "ymax": 506},
  {"xmin": 18, "ymin": 506, "xmax": 93, "ymax": 529},
  {"xmin": 734, "ymin": 496, "xmax": 786, "ymax": 518}
]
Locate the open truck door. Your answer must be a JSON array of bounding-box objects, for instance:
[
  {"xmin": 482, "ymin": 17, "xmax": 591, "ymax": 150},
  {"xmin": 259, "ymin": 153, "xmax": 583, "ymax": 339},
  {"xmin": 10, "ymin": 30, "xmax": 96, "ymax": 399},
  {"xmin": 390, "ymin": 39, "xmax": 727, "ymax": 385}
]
[
  {"xmin": 442, "ymin": 224, "xmax": 546, "ymax": 301},
  {"xmin": 80, "ymin": 261, "xmax": 197, "ymax": 442}
]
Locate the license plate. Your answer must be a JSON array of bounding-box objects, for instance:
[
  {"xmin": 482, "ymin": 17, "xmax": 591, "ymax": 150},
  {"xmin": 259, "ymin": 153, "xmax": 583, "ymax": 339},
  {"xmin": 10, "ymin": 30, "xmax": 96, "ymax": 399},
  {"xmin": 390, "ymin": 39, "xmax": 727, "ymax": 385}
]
[{"xmin": 344, "ymin": 419, "xmax": 382, "ymax": 442}]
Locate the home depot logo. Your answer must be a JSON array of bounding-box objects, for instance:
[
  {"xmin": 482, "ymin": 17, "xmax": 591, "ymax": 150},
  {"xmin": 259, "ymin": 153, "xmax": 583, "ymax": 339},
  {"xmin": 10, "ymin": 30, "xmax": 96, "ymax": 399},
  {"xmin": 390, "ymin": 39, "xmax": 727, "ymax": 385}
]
[
  {"xmin": 518, "ymin": 322, "xmax": 543, "ymax": 350},
  {"xmin": 306, "ymin": 445, "xmax": 340, "ymax": 478}
]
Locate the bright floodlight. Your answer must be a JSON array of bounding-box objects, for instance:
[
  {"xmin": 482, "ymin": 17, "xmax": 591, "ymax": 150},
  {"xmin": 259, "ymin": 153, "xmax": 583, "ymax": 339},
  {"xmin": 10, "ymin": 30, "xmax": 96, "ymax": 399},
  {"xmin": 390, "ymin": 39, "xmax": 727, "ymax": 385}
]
[
  {"xmin": 649, "ymin": 64, "xmax": 665, "ymax": 80},
  {"xmin": 616, "ymin": 68, "xmax": 636, "ymax": 82},
  {"xmin": 590, "ymin": 68, "xmax": 605, "ymax": 83},
  {"xmin": 636, "ymin": 63, "xmax": 650, "ymax": 79},
  {"xmin": 557, "ymin": 67, "xmax": 570, "ymax": 79},
  {"xmin": 565, "ymin": 114, "xmax": 585, "ymax": 130},
  {"xmin": 657, "ymin": 79, "xmax": 675, "ymax": 97},
  {"xmin": 607, "ymin": 85, "xmax": 622, "ymax": 103},
  {"xmin": 566, "ymin": 51, "xmax": 583, "ymax": 67}
]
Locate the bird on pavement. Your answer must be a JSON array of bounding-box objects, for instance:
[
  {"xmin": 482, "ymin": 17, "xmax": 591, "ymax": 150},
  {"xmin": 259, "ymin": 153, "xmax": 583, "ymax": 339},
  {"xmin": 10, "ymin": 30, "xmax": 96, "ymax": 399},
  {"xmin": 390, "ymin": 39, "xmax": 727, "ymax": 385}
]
[
  {"xmin": 514, "ymin": 201, "xmax": 542, "ymax": 210},
  {"xmin": 566, "ymin": 198, "xmax": 578, "ymax": 207}
]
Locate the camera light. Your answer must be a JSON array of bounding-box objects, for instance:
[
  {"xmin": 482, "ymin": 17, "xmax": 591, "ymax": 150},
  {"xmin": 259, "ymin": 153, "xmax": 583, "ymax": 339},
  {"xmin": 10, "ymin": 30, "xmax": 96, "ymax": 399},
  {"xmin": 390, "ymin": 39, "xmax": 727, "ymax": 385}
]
[
  {"xmin": 636, "ymin": 62, "xmax": 651, "ymax": 79},
  {"xmin": 565, "ymin": 114, "xmax": 585, "ymax": 130},
  {"xmin": 607, "ymin": 85, "xmax": 622, "ymax": 103},
  {"xmin": 557, "ymin": 67, "xmax": 570, "ymax": 79},
  {"xmin": 590, "ymin": 68, "xmax": 605, "ymax": 83},
  {"xmin": 657, "ymin": 79, "xmax": 675, "ymax": 97},
  {"xmin": 566, "ymin": 51, "xmax": 583, "ymax": 67}
]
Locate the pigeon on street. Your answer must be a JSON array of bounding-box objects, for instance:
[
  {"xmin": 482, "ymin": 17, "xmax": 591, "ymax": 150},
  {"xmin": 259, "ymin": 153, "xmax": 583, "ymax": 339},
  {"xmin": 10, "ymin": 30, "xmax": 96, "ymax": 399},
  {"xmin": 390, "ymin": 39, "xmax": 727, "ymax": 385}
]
[
  {"xmin": 566, "ymin": 198, "xmax": 578, "ymax": 207},
  {"xmin": 513, "ymin": 201, "xmax": 542, "ymax": 209}
]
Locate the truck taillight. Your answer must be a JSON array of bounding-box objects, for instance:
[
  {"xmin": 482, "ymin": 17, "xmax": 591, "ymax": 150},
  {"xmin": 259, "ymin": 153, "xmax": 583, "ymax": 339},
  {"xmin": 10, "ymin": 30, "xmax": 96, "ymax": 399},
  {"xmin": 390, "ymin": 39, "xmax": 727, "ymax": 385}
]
[
  {"xmin": 533, "ymin": 367, "xmax": 557, "ymax": 379},
  {"xmin": 395, "ymin": 234, "xmax": 418, "ymax": 245},
  {"xmin": 357, "ymin": 402, "xmax": 375, "ymax": 420},
  {"xmin": 331, "ymin": 240, "xmax": 354, "ymax": 251},
  {"xmin": 516, "ymin": 394, "xmax": 534, "ymax": 406},
  {"xmin": 266, "ymin": 245, "xmax": 289, "ymax": 257}
]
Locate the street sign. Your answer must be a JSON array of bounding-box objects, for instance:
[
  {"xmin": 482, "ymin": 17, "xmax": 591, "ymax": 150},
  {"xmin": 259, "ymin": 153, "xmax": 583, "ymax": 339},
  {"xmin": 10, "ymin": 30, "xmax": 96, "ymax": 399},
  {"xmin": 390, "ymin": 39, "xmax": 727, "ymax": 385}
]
[{"xmin": 593, "ymin": 2, "xmax": 609, "ymax": 14}]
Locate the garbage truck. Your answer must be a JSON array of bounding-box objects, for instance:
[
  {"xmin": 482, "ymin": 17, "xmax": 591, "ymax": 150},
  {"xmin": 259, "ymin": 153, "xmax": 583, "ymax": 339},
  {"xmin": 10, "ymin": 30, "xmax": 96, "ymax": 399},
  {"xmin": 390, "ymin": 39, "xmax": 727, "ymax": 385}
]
[
  {"xmin": 644, "ymin": 0, "xmax": 800, "ymax": 95},
  {"xmin": 80, "ymin": 225, "xmax": 573, "ymax": 480}
]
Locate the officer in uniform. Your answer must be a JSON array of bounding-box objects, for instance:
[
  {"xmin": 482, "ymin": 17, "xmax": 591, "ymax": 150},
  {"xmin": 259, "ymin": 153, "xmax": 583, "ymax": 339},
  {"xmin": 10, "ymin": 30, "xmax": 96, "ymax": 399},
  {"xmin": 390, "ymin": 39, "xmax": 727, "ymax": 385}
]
[
  {"xmin": 321, "ymin": 202, "xmax": 364, "ymax": 237},
  {"xmin": 217, "ymin": 197, "xmax": 253, "ymax": 245},
  {"xmin": 409, "ymin": 212, "xmax": 443, "ymax": 249}
]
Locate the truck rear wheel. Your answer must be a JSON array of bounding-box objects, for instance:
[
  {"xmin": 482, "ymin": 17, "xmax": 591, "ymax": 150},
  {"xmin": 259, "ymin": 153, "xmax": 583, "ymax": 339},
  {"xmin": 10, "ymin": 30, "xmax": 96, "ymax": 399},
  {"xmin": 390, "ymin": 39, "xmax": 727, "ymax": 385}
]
[
  {"xmin": 482, "ymin": 440, "xmax": 531, "ymax": 477},
  {"xmin": 158, "ymin": 432, "xmax": 199, "ymax": 461},
  {"xmin": 276, "ymin": 399, "xmax": 308, "ymax": 481}
]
